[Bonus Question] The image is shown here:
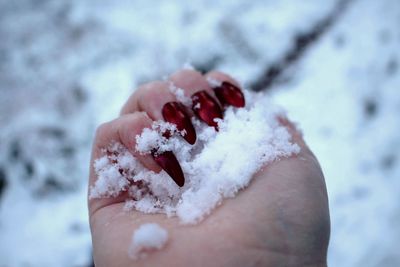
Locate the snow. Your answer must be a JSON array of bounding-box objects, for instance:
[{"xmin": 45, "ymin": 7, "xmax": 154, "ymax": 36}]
[
  {"xmin": 128, "ymin": 223, "xmax": 168, "ymax": 260},
  {"xmin": 169, "ymin": 83, "xmax": 193, "ymax": 106},
  {"xmin": 90, "ymin": 90, "xmax": 300, "ymax": 224},
  {"xmin": 0, "ymin": 0, "xmax": 399, "ymax": 266}
]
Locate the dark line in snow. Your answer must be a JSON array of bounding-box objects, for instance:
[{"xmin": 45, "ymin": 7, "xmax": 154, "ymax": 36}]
[
  {"xmin": 0, "ymin": 167, "xmax": 7, "ymax": 200},
  {"xmin": 250, "ymin": 0, "xmax": 354, "ymax": 92}
]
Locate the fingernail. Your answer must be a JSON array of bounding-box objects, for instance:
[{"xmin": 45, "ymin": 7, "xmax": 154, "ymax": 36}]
[
  {"xmin": 162, "ymin": 102, "xmax": 196, "ymax": 145},
  {"xmin": 191, "ymin": 90, "xmax": 223, "ymax": 130},
  {"xmin": 152, "ymin": 150, "xmax": 185, "ymax": 187},
  {"xmin": 213, "ymin": 81, "xmax": 245, "ymax": 108}
]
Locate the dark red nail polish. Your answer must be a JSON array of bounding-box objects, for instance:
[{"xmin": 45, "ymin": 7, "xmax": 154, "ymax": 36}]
[
  {"xmin": 214, "ymin": 81, "xmax": 245, "ymax": 108},
  {"xmin": 162, "ymin": 102, "xmax": 196, "ymax": 145},
  {"xmin": 191, "ymin": 90, "xmax": 223, "ymax": 130},
  {"xmin": 152, "ymin": 150, "xmax": 185, "ymax": 187}
]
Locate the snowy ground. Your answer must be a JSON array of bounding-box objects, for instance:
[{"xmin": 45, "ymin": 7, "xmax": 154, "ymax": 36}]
[{"xmin": 0, "ymin": 0, "xmax": 399, "ymax": 266}]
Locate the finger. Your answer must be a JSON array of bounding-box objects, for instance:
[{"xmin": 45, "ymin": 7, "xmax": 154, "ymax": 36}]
[
  {"xmin": 119, "ymin": 81, "xmax": 191, "ymax": 185},
  {"xmin": 90, "ymin": 109, "xmax": 186, "ymax": 198},
  {"xmin": 89, "ymin": 112, "xmax": 159, "ymax": 217},
  {"xmin": 121, "ymin": 81, "xmax": 197, "ymax": 145},
  {"xmin": 205, "ymin": 70, "xmax": 245, "ymax": 108},
  {"xmin": 169, "ymin": 69, "xmax": 223, "ymax": 130}
]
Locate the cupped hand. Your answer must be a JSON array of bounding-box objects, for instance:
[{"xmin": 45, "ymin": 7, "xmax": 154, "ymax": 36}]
[{"xmin": 88, "ymin": 69, "xmax": 330, "ymax": 267}]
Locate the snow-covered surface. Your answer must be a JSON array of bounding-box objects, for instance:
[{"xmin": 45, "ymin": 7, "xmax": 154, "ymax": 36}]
[
  {"xmin": 0, "ymin": 0, "xmax": 399, "ymax": 266},
  {"xmin": 90, "ymin": 91, "xmax": 300, "ymax": 224},
  {"xmin": 128, "ymin": 223, "xmax": 168, "ymax": 260}
]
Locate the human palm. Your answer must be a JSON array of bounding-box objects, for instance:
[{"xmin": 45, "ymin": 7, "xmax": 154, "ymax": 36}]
[{"xmin": 88, "ymin": 70, "xmax": 330, "ymax": 267}]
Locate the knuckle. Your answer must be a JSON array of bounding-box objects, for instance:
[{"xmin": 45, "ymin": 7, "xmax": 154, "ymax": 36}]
[
  {"xmin": 206, "ymin": 71, "xmax": 239, "ymax": 85},
  {"xmin": 206, "ymin": 70, "xmax": 226, "ymax": 77},
  {"xmin": 130, "ymin": 111, "xmax": 152, "ymax": 127},
  {"xmin": 120, "ymin": 82, "xmax": 168, "ymax": 115},
  {"xmin": 128, "ymin": 81, "xmax": 170, "ymax": 111},
  {"xmin": 95, "ymin": 121, "xmax": 111, "ymax": 139},
  {"xmin": 93, "ymin": 121, "xmax": 113, "ymax": 147},
  {"xmin": 137, "ymin": 81, "xmax": 170, "ymax": 97},
  {"xmin": 139, "ymin": 80, "xmax": 169, "ymax": 91},
  {"xmin": 170, "ymin": 68, "xmax": 203, "ymax": 79}
]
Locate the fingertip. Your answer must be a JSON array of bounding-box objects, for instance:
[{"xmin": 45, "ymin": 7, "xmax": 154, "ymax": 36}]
[{"xmin": 120, "ymin": 81, "xmax": 173, "ymax": 117}]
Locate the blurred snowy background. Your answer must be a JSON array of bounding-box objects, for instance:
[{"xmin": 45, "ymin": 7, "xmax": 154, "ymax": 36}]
[{"xmin": 0, "ymin": 0, "xmax": 399, "ymax": 266}]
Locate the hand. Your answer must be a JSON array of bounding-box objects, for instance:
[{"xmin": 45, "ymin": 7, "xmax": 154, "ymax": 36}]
[{"xmin": 88, "ymin": 69, "xmax": 330, "ymax": 267}]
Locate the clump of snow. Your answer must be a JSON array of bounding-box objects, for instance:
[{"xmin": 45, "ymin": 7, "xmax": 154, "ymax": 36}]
[
  {"xmin": 168, "ymin": 83, "xmax": 192, "ymax": 106},
  {"xmin": 206, "ymin": 77, "xmax": 223, "ymax": 87},
  {"xmin": 135, "ymin": 121, "xmax": 180, "ymax": 154},
  {"xmin": 90, "ymin": 90, "xmax": 300, "ymax": 224},
  {"xmin": 128, "ymin": 223, "xmax": 168, "ymax": 260},
  {"xmin": 182, "ymin": 62, "xmax": 195, "ymax": 70}
]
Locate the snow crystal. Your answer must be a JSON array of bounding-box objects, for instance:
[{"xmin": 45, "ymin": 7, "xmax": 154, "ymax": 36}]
[
  {"xmin": 90, "ymin": 156, "xmax": 130, "ymax": 198},
  {"xmin": 168, "ymin": 83, "xmax": 192, "ymax": 106},
  {"xmin": 206, "ymin": 77, "xmax": 223, "ymax": 87},
  {"xmin": 128, "ymin": 223, "xmax": 168, "ymax": 260},
  {"xmin": 182, "ymin": 62, "xmax": 195, "ymax": 70},
  {"xmin": 90, "ymin": 90, "xmax": 300, "ymax": 224},
  {"xmin": 135, "ymin": 121, "xmax": 179, "ymax": 154}
]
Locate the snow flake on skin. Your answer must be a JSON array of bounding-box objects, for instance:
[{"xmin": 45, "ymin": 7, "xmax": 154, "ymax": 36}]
[{"xmin": 128, "ymin": 223, "xmax": 168, "ymax": 260}]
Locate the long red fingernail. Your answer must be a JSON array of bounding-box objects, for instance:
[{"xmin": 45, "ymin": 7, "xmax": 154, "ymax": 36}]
[
  {"xmin": 214, "ymin": 81, "xmax": 245, "ymax": 108},
  {"xmin": 162, "ymin": 102, "xmax": 196, "ymax": 145},
  {"xmin": 191, "ymin": 90, "xmax": 223, "ymax": 130},
  {"xmin": 152, "ymin": 150, "xmax": 185, "ymax": 187}
]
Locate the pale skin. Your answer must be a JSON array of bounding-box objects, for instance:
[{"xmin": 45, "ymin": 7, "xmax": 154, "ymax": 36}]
[{"xmin": 88, "ymin": 69, "xmax": 330, "ymax": 267}]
